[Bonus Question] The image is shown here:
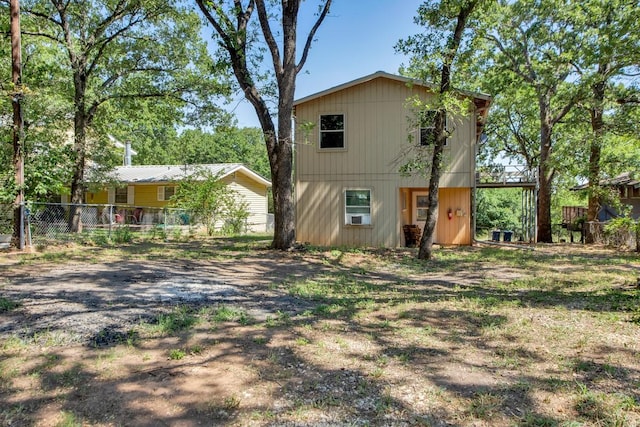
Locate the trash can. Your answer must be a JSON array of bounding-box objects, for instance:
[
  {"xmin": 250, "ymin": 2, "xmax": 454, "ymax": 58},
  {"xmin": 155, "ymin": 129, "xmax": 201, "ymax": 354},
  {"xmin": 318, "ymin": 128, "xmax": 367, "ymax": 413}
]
[
  {"xmin": 491, "ymin": 230, "xmax": 501, "ymax": 241},
  {"xmin": 503, "ymin": 230, "xmax": 513, "ymax": 242}
]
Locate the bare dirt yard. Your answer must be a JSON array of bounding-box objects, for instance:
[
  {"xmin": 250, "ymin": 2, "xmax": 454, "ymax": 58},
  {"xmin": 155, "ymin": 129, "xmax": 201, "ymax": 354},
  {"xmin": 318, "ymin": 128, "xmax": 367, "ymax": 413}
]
[{"xmin": 1, "ymin": 236, "xmax": 639, "ymax": 426}]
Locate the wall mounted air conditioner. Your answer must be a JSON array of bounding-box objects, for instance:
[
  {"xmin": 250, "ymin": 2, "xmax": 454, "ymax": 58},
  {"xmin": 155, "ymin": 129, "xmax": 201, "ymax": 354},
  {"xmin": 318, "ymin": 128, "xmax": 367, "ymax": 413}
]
[{"xmin": 350, "ymin": 215, "xmax": 363, "ymax": 225}]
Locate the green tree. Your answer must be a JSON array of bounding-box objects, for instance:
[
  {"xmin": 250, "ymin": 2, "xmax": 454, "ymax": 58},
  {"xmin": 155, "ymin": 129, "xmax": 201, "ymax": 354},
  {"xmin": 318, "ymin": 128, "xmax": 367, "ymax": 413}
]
[
  {"xmin": 397, "ymin": 0, "xmax": 484, "ymax": 259},
  {"xmin": 171, "ymin": 169, "xmax": 248, "ymax": 236},
  {"xmin": 163, "ymin": 127, "xmax": 270, "ymax": 180},
  {"xmin": 22, "ymin": 0, "xmax": 229, "ymax": 231},
  {"xmin": 476, "ymin": 188, "xmax": 521, "ymax": 234},
  {"xmin": 478, "ymin": 0, "xmax": 583, "ymax": 243},
  {"xmin": 567, "ymin": 0, "xmax": 640, "ymax": 242},
  {"xmin": 194, "ymin": 0, "xmax": 332, "ymax": 250}
]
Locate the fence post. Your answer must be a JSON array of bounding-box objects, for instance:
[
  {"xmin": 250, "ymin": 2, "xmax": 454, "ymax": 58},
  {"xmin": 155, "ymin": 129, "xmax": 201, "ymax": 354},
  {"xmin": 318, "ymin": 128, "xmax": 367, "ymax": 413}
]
[
  {"xmin": 18, "ymin": 201, "xmax": 25, "ymax": 250},
  {"xmin": 108, "ymin": 205, "xmax": 113, "ymax": 238}
]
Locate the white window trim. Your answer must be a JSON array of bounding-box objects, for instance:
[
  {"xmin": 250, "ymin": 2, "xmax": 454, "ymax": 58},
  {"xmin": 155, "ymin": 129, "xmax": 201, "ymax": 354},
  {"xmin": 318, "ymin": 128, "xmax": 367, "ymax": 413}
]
[
  {"xmin": 158, "ymin": 185, "xmax": 176, "ymax": 202},
  {"xmin": 127, "ymin": 186, "xmax": 135, "ymax": 205},
  {"xmin": 319, "ymin": 113, "xmax": 346, "ymax": 150},
  {"xmin": 344, "ymin": 188, "xmax": 372, "ymax": 226}
]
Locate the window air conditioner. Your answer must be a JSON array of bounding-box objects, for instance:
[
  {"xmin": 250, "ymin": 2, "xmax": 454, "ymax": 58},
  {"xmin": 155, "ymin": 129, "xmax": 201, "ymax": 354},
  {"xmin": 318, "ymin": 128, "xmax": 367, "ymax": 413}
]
[{"xmin": 350, "ymin": 215, "xmax": 363, "ymax": 225}]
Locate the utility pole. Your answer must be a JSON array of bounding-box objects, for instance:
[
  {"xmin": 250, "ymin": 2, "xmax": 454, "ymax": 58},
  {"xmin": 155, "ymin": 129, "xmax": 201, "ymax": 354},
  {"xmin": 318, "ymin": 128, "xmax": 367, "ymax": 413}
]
[{"xmin": 11, "ymin": 0, "xmax": 25, "ymax": 250}]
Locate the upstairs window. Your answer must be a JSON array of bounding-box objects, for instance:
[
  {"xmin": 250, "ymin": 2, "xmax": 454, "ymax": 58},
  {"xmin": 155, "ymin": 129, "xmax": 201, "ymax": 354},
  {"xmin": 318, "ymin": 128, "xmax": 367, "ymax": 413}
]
[
  {"xmin": 320, "ymin": 114, "xmax": 345, "ymax": 149},
  {"xmin": 419, "ymin": 110, "xmax": 449, "ymax": 146},
  {"xmin": 345, "ymin": 189, "xmax": 371, "ymax": 225}
]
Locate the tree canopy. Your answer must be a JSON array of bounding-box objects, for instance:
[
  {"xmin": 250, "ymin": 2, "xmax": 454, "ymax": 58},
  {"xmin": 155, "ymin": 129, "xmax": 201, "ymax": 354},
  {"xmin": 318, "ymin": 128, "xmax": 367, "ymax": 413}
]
[{"xmin": 1, "ymin": 0, "xmax": 230, "ymax": 215}]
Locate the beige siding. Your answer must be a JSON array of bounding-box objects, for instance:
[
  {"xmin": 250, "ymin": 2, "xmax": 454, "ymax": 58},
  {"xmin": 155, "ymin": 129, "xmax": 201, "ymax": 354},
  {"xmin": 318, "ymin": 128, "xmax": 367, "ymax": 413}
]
[
  {"xmin": 295, "ymin": 75, "xmax": 478, "ymax": 247},
  {"xmin": 295, "ymin": 77, "xmax": 476, "ymax": 187},
  {"xmin": 297, "ymin": 179, "xmax": 401, "ymax": 247},
  {"xmin": 222, "ymin": 171, "xmax": 269, "ymax": 232}
]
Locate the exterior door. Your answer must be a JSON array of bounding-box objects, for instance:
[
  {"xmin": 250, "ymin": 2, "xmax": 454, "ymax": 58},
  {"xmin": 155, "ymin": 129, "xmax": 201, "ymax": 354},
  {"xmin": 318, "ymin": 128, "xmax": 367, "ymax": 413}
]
[{"xmin": 412, "ymin": 191, "xmax": 436, "ymax": 241}]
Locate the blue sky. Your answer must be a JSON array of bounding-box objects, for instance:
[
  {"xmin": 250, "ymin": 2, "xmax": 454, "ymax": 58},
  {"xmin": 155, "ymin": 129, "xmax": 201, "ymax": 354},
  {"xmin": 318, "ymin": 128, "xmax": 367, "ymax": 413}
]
[{"xmin": 229, "ymin": 1, "xmax": 425, "ymax": 127}]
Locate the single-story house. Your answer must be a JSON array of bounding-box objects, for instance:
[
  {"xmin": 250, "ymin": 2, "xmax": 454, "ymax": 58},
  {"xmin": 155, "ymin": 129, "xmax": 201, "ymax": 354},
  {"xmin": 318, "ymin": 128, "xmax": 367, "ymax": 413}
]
[
  {"xmin": 573, "ymin": 172, "xmax": 640, "ymax": 220},
  {"xmin": 83, "ymin": 163, "xmax": 271, "ymax": 232}
]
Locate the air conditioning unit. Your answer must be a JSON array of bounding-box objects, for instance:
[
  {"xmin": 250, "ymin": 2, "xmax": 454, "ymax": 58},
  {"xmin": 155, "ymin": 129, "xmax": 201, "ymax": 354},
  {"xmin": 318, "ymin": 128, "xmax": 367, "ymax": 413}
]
[{"xmin": 350, "ymin": 215, "xmax": 363, "ymax": 225}]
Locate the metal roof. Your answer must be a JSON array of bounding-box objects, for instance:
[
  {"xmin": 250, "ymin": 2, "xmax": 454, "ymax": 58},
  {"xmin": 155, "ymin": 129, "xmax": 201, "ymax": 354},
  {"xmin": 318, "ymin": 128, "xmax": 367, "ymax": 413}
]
[
  {"xmin": 109, "ymin": 163, "xmax": 271, "ymax": 187},
  {"xmin": 572, "ymin": 172, "xmax": 639, "ymax": 190}
]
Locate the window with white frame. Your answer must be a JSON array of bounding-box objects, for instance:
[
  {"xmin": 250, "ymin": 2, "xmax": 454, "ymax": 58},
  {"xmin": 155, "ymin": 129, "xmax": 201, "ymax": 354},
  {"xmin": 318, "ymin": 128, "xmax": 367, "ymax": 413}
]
[
  {"xmin": 115, "ymin": 187, "xmax": 128, "ymax": 204},
  {"xmin": 419, "ymin": 110, "xmax": 450, "ymax": 146},
  {"xmin": 320, "ymin": 114, "xmax": 345, "ymax": 149},
  {"xmin": 345, "ymin": 189, "xmax": 371, "ymax": 225},
  {"xmin": 157, "ymin": 185, "xmax": 176, "ymax": 201}
]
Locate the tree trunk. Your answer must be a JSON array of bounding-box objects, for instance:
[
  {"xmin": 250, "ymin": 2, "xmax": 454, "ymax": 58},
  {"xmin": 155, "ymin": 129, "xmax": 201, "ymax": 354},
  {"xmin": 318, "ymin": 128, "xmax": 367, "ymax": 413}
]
[
  {"xmin": 537, "ymin": 103, "xmax": 554, "ymax": 243},
  {"xmin": 585, "ymin": 68, "xmax": 607, "ymax": 244},
  {"xmin": 10, "ymin": 0, "xmax": 24, "ymax": 249},
  {"xmin": 417, "ymin": 111, "xmax": 446, "ymax": 259},
  {"xmin": 271, "ymin": 71, "xmax": 296, "ymax": 250},
  {"xmin": 69, "ymin": 71, "xmax": 88, "ymax": 232},
  {"xmin": 416, "ymin": 0, "xmax": 476, "ymax": 260}
]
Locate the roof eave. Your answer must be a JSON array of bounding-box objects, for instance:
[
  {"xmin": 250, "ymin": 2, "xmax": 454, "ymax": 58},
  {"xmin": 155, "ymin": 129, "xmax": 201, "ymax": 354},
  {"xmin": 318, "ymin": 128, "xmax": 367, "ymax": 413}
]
[{"xmin": 293, "ymin": 71, "xmax": 492, "ymax": 106}]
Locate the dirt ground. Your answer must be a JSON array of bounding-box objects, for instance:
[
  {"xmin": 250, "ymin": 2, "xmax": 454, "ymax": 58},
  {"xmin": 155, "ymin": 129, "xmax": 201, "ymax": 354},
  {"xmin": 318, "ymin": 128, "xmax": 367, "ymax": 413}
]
[
  {"xmin": 1, "ymin": 248, "xmax": 319, "ymax": 346},
  {"xmin": 1, "ymin": 240, "xmax": 639, "ymax": 426}
]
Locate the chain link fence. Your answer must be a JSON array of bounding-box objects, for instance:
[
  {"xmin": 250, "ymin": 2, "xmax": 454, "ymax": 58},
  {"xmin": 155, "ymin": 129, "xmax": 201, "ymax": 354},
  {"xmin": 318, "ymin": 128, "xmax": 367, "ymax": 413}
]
[{"xmin": 1, "ymin": 203, "xmax": 200, "ymax": 247}]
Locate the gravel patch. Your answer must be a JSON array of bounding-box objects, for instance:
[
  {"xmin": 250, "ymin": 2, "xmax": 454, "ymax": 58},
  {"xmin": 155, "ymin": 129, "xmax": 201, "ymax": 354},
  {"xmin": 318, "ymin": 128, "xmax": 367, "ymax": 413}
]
[{"xmin": 0, "ymin": 258, "xmax": 317, "ymax": 346}]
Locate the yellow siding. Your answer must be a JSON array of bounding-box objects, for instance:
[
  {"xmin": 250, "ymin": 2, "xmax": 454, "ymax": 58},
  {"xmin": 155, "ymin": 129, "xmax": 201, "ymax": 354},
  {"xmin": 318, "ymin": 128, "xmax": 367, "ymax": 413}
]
[
  {"xmin": 85, "ymin": 173, "xmax": 269, "ymax": 232},
  {"xmin": 295, "ymin": 76, "xmax": 478, "ymax": 247},
  {"xmin": 86, "ymin": 190, "xmax": 108, "ymax": 204}
]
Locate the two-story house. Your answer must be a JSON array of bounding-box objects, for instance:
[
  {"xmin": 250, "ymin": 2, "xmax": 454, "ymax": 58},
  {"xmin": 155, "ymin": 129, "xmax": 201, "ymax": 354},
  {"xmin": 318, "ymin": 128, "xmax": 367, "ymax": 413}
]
[{"xmin": 293, "ymin": 71, "xmax": 491, "ymax": 247}]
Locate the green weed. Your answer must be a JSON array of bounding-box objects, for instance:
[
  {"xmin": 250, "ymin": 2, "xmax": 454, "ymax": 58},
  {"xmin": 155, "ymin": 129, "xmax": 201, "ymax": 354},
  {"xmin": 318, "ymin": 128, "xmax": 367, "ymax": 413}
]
[
  {"xmin": 55, "ymin": 411, "xmax": 83, "ymax": 427},
  {"xmin": 168, "ymin": 348, "xmax": 186, "ymax": 360},
  {"xmin": 148, "ymin": 306, "xmax": 198, "ymax": 335},
  {"xmin": 0, "ymin": 297, "xmax": 20, "ymax": 312}
]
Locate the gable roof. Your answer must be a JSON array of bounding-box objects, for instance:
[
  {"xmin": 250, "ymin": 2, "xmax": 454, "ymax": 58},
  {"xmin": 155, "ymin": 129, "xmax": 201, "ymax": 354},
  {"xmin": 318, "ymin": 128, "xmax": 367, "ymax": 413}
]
[
  {"xmin": 110, "ymin": 163, "xmax": 271, "ymax": 187},
  {"xmin": 293, "ymin": 71, "xmax": 492, "ymax": 106}
]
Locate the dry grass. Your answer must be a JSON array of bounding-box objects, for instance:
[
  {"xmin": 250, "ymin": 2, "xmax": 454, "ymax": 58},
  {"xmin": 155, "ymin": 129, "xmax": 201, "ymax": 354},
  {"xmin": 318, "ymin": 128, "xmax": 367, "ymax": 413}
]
[{"xmin": 1, "ymin": 238, "xmax": 639, "ymax": 426}]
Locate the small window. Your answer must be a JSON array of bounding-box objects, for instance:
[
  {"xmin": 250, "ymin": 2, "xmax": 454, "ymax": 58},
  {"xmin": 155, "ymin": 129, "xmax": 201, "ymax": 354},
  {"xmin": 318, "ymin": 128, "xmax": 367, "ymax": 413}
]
[
  {"xmin": 157, "ymin": 185, "xmax": 176, "ymax": 201},
  {"xmin": 416, "ymin": 195, "xmax": 429, "ymax": 221},
  {"xmin": 419, "ymin": 110, "xmax": 449, "ymax": 146},
  {"xmin": 115, "ymin": 187, "xmax": 128, "ymax": 204},
  {"xmin": 630, "ymin": 186, "xmax": 640, "ymax": 199},
  {"xmin": 164, "ymin": 186, "xmax": 175, "ymax": 200},
  {"xmin": 345, "ymin": 189, "xmax": 371, "ymax": 225},
  {"xmin": 320, "ymin": 114, "xmax": 345, "ymax": 149},
  {"xmin": 419, "ymin": 110, "xmax": 437, "ymax": 146}
]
